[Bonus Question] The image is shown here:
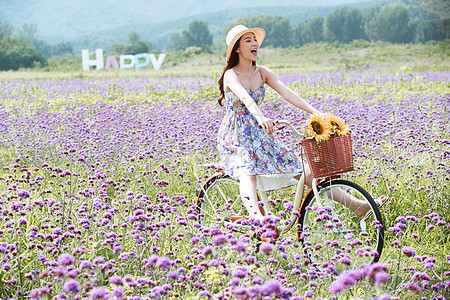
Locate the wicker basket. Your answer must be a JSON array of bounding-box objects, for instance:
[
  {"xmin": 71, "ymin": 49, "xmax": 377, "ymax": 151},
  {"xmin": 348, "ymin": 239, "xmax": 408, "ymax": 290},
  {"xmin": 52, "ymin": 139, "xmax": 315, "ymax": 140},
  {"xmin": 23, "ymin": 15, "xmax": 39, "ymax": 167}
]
[{"xmin": 301, "ymin": 134, "xmax": 354, "ymax": 178}]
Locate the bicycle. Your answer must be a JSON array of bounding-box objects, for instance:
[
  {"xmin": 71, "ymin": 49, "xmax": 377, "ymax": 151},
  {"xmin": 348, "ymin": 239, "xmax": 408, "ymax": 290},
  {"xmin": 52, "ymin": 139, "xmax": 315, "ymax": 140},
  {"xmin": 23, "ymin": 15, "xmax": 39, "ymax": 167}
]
[{"xmin": 195, "ymin": 119, "xmax": 385, "ymax": 269}]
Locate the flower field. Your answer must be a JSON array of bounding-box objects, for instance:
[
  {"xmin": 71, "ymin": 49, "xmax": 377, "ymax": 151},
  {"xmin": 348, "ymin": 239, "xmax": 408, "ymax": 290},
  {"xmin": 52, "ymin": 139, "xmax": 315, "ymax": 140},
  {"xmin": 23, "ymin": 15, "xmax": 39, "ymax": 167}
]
[{"xmin": 0, "ymin": 69, "xmax": 449, "ymax": 299}]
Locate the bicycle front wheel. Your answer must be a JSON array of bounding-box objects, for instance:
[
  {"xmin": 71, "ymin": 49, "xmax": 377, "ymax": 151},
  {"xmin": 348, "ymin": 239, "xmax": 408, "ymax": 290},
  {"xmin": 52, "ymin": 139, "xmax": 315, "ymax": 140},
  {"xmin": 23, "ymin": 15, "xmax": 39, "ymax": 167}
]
[{"xmin": 298, "ymin": 179, "xmax": 384, "ymax": 269}]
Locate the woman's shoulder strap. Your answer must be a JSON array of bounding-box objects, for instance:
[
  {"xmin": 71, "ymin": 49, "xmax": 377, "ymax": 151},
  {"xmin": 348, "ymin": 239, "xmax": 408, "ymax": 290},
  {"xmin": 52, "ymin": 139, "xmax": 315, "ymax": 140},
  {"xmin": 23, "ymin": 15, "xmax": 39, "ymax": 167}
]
[{"xmin": 257, "ymin": 66, "xmax": 264, "ymax": 82}]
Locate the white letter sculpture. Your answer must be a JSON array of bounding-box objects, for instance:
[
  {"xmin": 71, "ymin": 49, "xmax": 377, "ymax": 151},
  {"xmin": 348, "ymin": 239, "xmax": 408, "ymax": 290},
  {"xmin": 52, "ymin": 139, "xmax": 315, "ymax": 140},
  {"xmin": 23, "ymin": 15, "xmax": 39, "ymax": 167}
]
[
  {"xmin": 134, "ymin": 53, "xmax": 150, "ymax": 70},
  {"xmin": 82, "ymin": 49, "xmax": 104, "ymax": 71},
  {"xmin": 120, "ymin": 55, "xmax": 136, "ymax": 70},
  {"xmin": 149, "ymin": 54, "xmax": 166, "ymax": 71}
]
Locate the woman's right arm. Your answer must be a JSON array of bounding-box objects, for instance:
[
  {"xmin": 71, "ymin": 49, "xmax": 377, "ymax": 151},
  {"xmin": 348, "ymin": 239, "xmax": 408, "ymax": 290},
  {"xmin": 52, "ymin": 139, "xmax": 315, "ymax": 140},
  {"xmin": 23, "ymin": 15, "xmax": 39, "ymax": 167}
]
[{"xmin": 224, "ymin": 70, "xmax": 275, "ymax": 134}]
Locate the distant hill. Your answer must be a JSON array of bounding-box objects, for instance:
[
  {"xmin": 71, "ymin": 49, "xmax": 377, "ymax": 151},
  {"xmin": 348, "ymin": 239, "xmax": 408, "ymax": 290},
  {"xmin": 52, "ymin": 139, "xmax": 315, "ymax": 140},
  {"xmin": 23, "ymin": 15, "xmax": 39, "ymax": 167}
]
[{"xmin": 1, "ymin": 0, "xmax": 389, "ymax": 53}]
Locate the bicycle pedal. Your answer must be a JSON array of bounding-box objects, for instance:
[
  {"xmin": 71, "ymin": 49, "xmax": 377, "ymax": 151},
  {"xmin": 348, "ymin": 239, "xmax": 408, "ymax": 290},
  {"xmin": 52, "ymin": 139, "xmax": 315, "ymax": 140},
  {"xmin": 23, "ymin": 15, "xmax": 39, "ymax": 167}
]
[{"xmin": 229, "ymin": 216, "xmax": 250, "ymax": 222}]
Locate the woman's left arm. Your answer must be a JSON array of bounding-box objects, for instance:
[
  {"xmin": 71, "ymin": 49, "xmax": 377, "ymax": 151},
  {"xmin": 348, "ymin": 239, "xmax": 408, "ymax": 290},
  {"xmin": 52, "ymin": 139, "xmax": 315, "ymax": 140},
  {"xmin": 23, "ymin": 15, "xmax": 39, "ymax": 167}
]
[{"xmin": 262, "ymin": 66, "xmax": 321, "ymax": 115}]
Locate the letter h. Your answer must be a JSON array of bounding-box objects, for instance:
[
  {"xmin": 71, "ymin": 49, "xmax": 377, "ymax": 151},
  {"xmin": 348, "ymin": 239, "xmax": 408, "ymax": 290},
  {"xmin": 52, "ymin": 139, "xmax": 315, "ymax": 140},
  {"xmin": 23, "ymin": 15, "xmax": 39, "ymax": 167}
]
[{"xmin": 82, "ymin": 49, "xmax": 104, "ymax": 71}]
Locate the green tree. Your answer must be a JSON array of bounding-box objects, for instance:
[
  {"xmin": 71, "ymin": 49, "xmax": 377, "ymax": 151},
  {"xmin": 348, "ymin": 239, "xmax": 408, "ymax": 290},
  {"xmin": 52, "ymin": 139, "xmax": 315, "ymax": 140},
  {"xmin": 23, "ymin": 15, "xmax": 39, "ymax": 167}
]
[
  {"xmin": 364, "ymin": 6, "xmax": 413, "ymax": 43},
  {"xmin": 345, "ymin": 8, "xmax": 366, "ymax": 41},
  {"xmin": 364, "ymin": 7, "xmax": 382, "ymax": 41},
  {"xmin": 412, "ymin": 18, "xmax": 450, "ymax": 42},
  {"xmin": 16, "ymin": 22, "xmax": 52, "ymax": 57},
  {"xmin": 33, "ymin": 39, "xmax": 52, "ymax": 57},
  {"xmin": 182, "ymin": 20, "xmax": 212, "ymax": 51},
  {"xmin": 269, "ymin": 16, "xmax": 293, "ymax": 48},
  {"xmin": 0, "ymin": 22, "xmax": 14, "ymax": 40},
  {"xmin": 301, "ymin": 16, "xmax": 325, "ymax": 45},
  {"xmin": 401, "ymin": 0, "xmax": 449, "ymax": 19},
  {"xmin": 17, "ymin": 23, "xmax": 38, "ymax": 44},
  {"xmin": 128, "ymin": 32, "xmax": 140, "ymax": 44},
  {"xmin": 165, "ymin": 32, "xmax": 185, "ymax": 51},
  {"xmin": 0, "ymin": 37, "xmax": 47, "ymax": 70},
  {"xmin": 125, "ymin": 40, "xmax": 148, "ymax": 55},
  {"xmin": 112, "ymin": 32, "xmax": 155, "ymax": 54},
  {"xmin": 53, "ymin": 41, "xmax": 73, "ymax": 57},
  {"xmin": 324, "ymin": 7, "xmax": 364, "ymax": 43},
  {"xmin": 112, "ymin": 43, "xmax": 127, "ymax": 54},
  {"xmin": 228, "ymin": 15, "xmax": 294, "ymax": 48},
  {"xmin": 294, "ymin": 22, "xmax": 307, "ymax": 47}
]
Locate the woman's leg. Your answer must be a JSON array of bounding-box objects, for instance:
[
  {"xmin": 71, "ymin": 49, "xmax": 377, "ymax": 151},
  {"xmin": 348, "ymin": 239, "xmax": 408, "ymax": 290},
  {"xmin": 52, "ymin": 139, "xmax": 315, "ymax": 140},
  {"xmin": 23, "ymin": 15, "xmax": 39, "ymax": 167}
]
[
  {"xmin": 302, "ymin": 173, "xmax": 371, "ymax": 218},
  {"xmin": 240, "ymin": 175, "xmax": 265, "ymax": 220}
]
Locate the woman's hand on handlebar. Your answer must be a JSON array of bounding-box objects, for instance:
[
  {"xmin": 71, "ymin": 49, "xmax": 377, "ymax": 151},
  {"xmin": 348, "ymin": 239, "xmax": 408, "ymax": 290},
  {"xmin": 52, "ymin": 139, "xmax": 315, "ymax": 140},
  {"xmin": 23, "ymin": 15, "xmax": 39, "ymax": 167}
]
[{"xmin": 260, "ymin": 117, "xmax": 275, "ymax": 135}]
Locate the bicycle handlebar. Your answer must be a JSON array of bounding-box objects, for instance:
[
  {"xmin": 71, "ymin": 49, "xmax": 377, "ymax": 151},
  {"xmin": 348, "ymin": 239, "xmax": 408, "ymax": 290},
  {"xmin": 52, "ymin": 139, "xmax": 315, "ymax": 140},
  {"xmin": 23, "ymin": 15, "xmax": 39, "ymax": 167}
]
[{"xmin": 259, "ymin": 118, "xmax": 307, "ymax": 137}]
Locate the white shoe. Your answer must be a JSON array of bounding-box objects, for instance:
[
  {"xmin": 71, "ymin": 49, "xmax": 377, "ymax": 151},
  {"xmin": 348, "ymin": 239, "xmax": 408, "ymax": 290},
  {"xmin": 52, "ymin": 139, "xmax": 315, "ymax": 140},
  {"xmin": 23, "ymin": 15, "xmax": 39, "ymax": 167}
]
[{"xmin": 363, "ymin": 195, "xmax": 388, "ymax": 222}]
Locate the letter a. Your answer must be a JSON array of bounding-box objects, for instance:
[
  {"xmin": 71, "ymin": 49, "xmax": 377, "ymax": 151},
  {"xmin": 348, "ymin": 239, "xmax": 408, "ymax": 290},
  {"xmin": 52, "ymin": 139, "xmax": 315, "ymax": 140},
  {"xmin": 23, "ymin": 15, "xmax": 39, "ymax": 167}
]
[{"xmin": 105, "ymin": 56, "xmax": 119, "ymax": 70}]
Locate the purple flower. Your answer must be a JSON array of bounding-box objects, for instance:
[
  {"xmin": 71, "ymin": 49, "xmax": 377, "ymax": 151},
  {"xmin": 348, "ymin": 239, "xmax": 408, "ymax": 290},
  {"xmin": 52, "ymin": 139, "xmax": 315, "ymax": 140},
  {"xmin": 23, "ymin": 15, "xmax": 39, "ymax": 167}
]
[
  {"xmin": 58, "ymin": 253, "xmax": 75, "ymax": 266},
  {"xmin": 378, "ymin": 294, "xmax": 392, "ymax": 300},
  {"xmin": 233, "ymin": 241, "xmax": 246, "ymax": 252},
  {"xmin": 156, "ymin": 256, "xmax": 172, "ymax": 269},
  {"xmin": 17, "ymin": 189, "xmax": 31, "ymax": 198},
  {"xmin": 328, "ymin": 278, "xmax": 346, "ymax": 293},
  {"xmin": 53, "ymin": 266, "xmax": 66, "ymax": 277},
  {"xmin": 374, "ymin": 272, "xmax": 390, "ymax": 284},
  {"xmin": 232, "ymin": 266, "xmax": 248, "ymax": 279},
  {"xmin": 407, "ymin": 282, "xmax": 421, "ymax": 293},
  {"xmin": 251, "ymin": 277, "xmax": 263, "ymax": 284},
  {"xmin": 228, "ymin": 277, "xmax": 240, "ymax": 287},
  {"xmin": 79, "ymin": 260, "xmax": 92, "ymax": 269},
  {"xmin": 198, "ymin": 290, "xmax": 212, "ymax": 298},
  {"xmin": 259, "ymin": 242, "xmax": 273, "ymax": 255},
  {"xmin": 167, "ymin": 271, "xmax": 179, "ymax": 280},
  {"xmin": 305, "ymin": 290, "xmax": 314, "ymax": 298},
  {"xmin": 212, "ymin": 234, "xmax": 227, "ymax": 246},
  {"xmin": 93, "ymin": 256, "xmax": 105, "ymax": 264},
  {"xmin": 232, "ymin": 286, "xmax": 247, "ymax": 297},
  {"xmin": 113, "ymin": 287, "xmax": 124, "ymax": 297},
  {"xmin": 202, "ymin": 246, "xmax": 213, "ymax": 256},
  {"xmin": 260, "ymin": 280, "xmax": 281, "ymax": 296},
  {"xmin": 66, "ymin": 269, "xmax": 79, "ymax": 278},
  {"xmin": 363, "ymin": 262, "xmax": 388, "ymax": 279},
  {"xmin": 402, "ymin": 246, "xmax": 416, "ymax": 257},
  {"xmin": 328, "ymin": 269, "xmax": 362, "ymax": 293},
  {"xmin": 63, "ymin": 279, "xmax": 80, "ymax": 293},
  {"xmin": 412, "ymin": 271, "xmax": 431, "ymax": 281},
  {"xmin": 89, "ymin": 287, "xmax": 108, "ymax": 299},
  {"xmin": 109, "ymin": 275, "xmax": 124, "ymax": 285}
]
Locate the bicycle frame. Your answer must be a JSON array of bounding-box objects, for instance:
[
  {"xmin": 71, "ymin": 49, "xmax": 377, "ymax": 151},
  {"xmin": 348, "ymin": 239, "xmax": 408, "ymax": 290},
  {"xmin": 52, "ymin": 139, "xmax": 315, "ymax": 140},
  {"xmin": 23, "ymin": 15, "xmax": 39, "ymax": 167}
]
[{"xmin": 258, "ymin": 119, "xmax": 315, "ymax": 234}]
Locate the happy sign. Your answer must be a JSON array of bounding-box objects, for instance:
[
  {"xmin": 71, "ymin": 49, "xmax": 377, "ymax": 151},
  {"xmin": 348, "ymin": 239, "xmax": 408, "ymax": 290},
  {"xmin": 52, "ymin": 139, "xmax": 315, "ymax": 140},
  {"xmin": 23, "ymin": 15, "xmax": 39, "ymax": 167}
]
[{"xmin": 82, "ymin": 49, "xmax": 166, "ymax": 71}]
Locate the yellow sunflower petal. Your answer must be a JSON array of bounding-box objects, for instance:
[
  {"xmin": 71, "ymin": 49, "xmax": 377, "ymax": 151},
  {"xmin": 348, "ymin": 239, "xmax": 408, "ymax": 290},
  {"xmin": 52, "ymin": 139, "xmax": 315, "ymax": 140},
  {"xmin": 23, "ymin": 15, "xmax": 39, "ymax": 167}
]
[
  {"xmin": 307, "ymin": 113, "xmax": 332, "ymax": 142},
  {"xmin": 329, "ymin": 114, "xmax": 351, "ymax": 136}
]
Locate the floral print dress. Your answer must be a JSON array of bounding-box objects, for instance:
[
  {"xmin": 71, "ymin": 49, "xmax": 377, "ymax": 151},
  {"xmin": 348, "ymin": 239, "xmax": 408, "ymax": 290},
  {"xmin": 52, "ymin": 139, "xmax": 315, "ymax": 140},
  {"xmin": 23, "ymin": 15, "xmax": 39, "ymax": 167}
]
[{"xmin": 217, "ymin": 70, "xmax": 302, "ymax": 191}]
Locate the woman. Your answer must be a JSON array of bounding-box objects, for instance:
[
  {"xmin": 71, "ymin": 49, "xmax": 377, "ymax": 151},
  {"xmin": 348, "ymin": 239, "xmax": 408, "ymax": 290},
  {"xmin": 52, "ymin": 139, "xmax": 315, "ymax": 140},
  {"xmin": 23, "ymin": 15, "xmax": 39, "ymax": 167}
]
[{"xmin": 217, "ymin": 25, "xmax": 383, "ymax": 221}]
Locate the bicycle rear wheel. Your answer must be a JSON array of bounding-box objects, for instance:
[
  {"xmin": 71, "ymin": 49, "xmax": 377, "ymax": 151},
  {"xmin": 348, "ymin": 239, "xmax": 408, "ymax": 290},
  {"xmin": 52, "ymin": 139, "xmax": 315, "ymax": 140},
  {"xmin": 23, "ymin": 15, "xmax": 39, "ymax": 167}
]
[
  {"xmin": 196, "ymin": 175, "xmax": 253, "ymax": 236},
  {"xmin": 298, "ymin": 179, "xmax": 384, "ymax": 269}
]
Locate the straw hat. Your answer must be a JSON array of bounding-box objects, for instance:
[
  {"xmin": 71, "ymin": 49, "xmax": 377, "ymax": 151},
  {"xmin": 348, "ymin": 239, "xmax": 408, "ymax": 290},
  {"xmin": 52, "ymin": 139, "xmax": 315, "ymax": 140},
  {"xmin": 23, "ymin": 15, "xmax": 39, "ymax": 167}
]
[{"xmin": 225, "ymin": 25, "xmax": 265, "ymax": 62}]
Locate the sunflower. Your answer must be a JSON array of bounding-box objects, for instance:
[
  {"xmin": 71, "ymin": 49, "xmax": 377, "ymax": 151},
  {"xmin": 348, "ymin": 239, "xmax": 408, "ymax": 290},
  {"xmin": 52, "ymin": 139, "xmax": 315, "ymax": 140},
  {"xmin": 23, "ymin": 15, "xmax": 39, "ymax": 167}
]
[
  {"xmin": 328, "ymin": 114, "xmax": 351, "ymax": 136},
  {"xmin": 307, "ymin": 113, "xmax": 332, "ymax": 142}
]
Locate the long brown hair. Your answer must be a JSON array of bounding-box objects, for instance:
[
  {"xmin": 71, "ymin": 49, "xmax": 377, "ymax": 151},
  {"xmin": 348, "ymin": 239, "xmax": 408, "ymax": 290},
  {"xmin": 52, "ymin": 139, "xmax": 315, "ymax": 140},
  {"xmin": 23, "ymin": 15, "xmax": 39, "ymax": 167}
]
[{"xmin": 217, "ymin": 37, "xmax": 256, "ymax": 106}]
